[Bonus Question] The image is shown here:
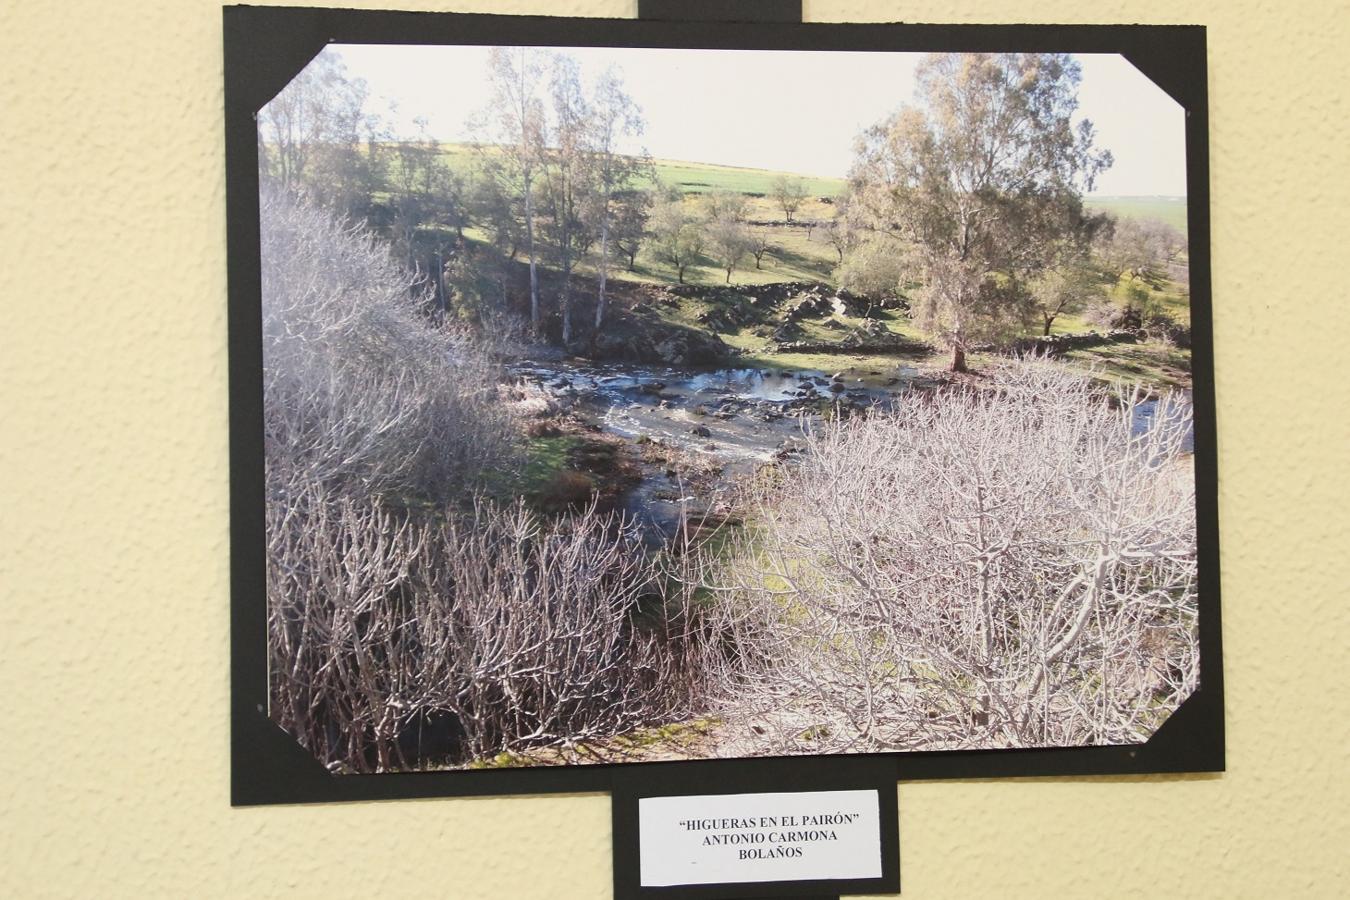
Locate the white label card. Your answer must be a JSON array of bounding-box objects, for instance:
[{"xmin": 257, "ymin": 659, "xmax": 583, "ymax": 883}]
[{"xmin": 637, "ymin": 789, "xmax": 882, "ymax": 887}]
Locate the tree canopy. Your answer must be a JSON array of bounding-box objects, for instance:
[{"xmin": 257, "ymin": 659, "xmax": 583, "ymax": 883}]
[{"xmin": 845, "ymin": 52, "xmax": 1112, "ymax": 370}]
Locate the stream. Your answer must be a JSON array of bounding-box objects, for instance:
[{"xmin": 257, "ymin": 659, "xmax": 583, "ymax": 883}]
[
  {"xmin": 509, "ymin": 361, "xmax": 914, "ymax": 542},
  {"xmin": 508, "ymin": 359, "xmax": 1195, "ymax": 544}
]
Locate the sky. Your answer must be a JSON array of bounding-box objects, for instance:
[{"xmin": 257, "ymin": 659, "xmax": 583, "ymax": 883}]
[{"xmin": 322, "ymin": 44, "xmax": 1186, "ymax": 197}]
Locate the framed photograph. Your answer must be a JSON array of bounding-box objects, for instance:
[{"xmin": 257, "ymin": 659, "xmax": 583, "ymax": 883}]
[{"xmin": 226, "ymin": 5, "xmax": 1222, "ymax": 806}]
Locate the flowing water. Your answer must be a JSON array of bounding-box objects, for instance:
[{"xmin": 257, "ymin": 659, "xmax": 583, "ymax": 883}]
[
  {"xmin": 509, "ymin": 361, "xmax": 913, "ymax": 543},
  {"xmin": 508, "ymin": 359, "xmax": 1195, "ymax": 543}
]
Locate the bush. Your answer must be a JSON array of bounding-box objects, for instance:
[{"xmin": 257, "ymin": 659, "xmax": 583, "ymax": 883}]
[
  {"xmin": 836, "ymin": 233, "xmax": 907, "ymax": 301},
  {"xmin": 718, "ymin": 360, "xmax": 1198, "ymax": 753},
  {"xmin": 1083, "ymin": 296, "xmax": 1127, "ymax": 330},
  {"xmin": 260, "ymin": 188, "xmax": 520, "ymax": 504},
  {"xmin": 1140, "ymin": 308, "xmax": 1192, "ymax": 349},
  {"xmin": 267, "ymin": 490, "xmax": 720, "ymax": 771}
]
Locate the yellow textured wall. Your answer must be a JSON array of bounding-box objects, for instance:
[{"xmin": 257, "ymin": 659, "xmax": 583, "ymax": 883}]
[{"xmin": 3, "ymin": 0, "xmax": 1347, "ymax": 896}]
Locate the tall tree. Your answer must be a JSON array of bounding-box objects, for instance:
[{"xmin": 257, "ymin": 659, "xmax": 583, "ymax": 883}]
[
  {"xmin": 480, "ymin": 47, "xmax": 548, "ymax": 332},
  {"xmin": 541, "ymin": 54, "xmax": 593, "ymax": 347},
  {"xmin": 585, "ymin": 66, "xmax": 646, "ymax": 336},
  {"xmin": 847, "ymin": 53, "xmax": 1111, "ymax": 371},
  {"xmin": 770, "ymin": 174, "xmax": 808, "ymax": 223}
]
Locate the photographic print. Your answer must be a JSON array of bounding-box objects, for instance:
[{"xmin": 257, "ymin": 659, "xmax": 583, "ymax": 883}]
[{"xmin": 235, "ymin": 12, "xmax": 1216, "ymax": 784}]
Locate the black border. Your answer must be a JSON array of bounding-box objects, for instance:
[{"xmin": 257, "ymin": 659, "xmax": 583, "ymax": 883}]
[{"xmin": 226, "ymin": 4, "xmax": 1223, "ymax": 808}]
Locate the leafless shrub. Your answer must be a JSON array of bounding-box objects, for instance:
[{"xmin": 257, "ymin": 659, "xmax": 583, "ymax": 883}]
[
  {"xmin": 1082, "ymin": 295, "xmax": 1127, "ymax": 330},
  {"xmin": 266, "ymin": 489, "xmax": 724, "ymax": 771},
  {"xmin": 713, "ymin": 359, "xmax": 1198, "ymax": 754},
  {"xmin": 260, "ymin": 188, "xmax": 519, "ymax": 503}
]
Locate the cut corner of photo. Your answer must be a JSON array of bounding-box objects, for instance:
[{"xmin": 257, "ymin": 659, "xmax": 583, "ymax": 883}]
[{"xmin": 225, "ymin": 5, "xmax": 1220, "ymax": 805}]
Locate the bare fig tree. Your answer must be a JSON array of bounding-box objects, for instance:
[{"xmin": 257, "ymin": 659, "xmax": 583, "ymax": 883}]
[{"xmin": 708, "ymin": 360, "xmax": 1198, "ymax": 754}]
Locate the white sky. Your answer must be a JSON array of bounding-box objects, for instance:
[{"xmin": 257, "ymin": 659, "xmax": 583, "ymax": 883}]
[{"xmin": 325, "ymin": 44, "xmax": 1186, "ymax": 197}]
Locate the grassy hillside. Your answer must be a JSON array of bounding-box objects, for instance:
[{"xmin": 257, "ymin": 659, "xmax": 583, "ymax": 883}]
[
  {"xmin": 428, "ymin": 144, "xmax": 1191, "ymax": 387},
  {"xmin": 613, "ymin": 195, "xmax": 840, "ymax": 288}
]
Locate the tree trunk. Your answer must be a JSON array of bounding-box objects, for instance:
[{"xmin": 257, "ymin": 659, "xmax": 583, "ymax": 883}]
[
  {"xmin": 950, "ymin": 344, "xmax": 967, "ymax": 373},
  {"xmin": 524, "ymin": 173, "xmax": 539, "ymax": 333},
  {"xmin": 560, "ymin": 199, "xmax": 573, "ymax": 346},
  {"xmin": 435, "ymin": 247, "xmax": 445, "ymax": 319},
  {"xmin": 1043, "ymin": 315, "xmax": 1054, "ymax": 336},
  {"xmin": 561, "ymin": 252, "xmax": 573, "ymax": 347},
  {"xmin": 725, "ymin": 267, "xmax": 732, "ymax": 284},
  {"xmin": 595, "ymin": 199, "xmax": 610, "ymax": 333},
  {"xmin": 561, "ymin": 285, "xmax": 572, "ymax": 345}
]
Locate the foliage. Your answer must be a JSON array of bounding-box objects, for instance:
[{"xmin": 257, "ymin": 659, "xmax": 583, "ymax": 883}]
[
  {"xmin": 845, "ymin": 53, "xmax": 1112, "ymax": 371},
  {"xmin": 612, "ymin": 190, "xmax": 652, "ymax": 270},
  {"xmin": 1029, "ymin": 260, "xmax": 1107, "ymax": 335},
  {"xmin": 648, "ymin": 188, "xmax": 706, "ymax": 284},
  {"xmin": 770, "ymin": 174, "xmax": 809, "ymax": 222},
  {"xmin": 705, "ymin": 214, "xmax": 754, "ymax": 283},
  {"xmin": 1099, "ymin": 215, "xmax": 1188, "ymax": 283},
  {"xmin": 835, "ymin": 232, "xmax": 907, "ymax": 300}
]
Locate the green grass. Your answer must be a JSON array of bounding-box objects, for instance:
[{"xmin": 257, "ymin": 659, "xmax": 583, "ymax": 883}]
[
  {"xmin": 1060, "ymin": 341, "xmax": 1193, "ymax": 391},
  {"xmin": 720, "ymin": 329, "xmax": 925, "ymax": 382},
  {"xmin": 1084, "ymin": 196, "xmax": 1188, "ymax": 233},
  {"xmin": 609, "ymin": 195, "xmax": 842, "ymax": 288},
  {"xmin": 480, "ymin": 435, "xmax": 582, "ymax": 504},
  {"xmin": 641, "ymin": 158, "xmax": 844, "ymax": 198}
]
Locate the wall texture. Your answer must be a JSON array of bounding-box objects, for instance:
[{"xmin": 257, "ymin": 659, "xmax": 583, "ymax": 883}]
[{"xmin": 3, "ymin": 0, "xmax": 1347, "ymax": 896}]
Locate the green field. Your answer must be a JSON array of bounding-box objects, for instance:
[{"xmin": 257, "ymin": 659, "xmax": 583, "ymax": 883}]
[
  {"xmin": 640, "ymin": 158, "xmax": 844, "ymax": 198},
  {"xmin": 1084, "ymin": 195, "xmax": 1189, "ymax": 232}
]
